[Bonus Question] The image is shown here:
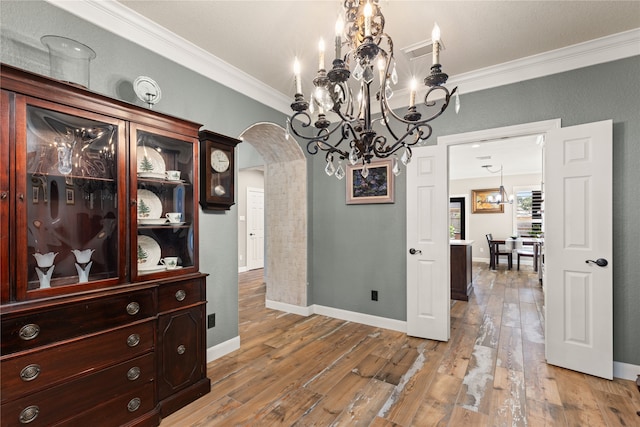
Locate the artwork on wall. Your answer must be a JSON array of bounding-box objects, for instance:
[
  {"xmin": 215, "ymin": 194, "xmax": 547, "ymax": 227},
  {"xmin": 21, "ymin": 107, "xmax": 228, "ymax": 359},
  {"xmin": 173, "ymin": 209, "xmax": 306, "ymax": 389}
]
[
  {"xmin": 471, "ymin": 188, "xmax": 504, "ymax": 213},
  {"xmin": 346, "ymin": 159, "xmax": 395, "ymax": 205}
]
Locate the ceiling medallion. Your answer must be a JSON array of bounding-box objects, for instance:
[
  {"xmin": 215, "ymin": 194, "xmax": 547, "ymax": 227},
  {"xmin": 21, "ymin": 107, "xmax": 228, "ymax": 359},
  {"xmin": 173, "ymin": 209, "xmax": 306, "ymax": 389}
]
[{"xmin": 287, "ymin": 0, "xmax": 457, "ymax": 179}]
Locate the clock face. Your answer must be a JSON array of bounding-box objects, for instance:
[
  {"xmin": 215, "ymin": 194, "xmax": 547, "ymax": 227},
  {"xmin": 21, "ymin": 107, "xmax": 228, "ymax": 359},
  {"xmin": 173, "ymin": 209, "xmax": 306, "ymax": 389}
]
[{"xmin": 210, "ymin": 149, "xmax": 230, "ymax": 173}]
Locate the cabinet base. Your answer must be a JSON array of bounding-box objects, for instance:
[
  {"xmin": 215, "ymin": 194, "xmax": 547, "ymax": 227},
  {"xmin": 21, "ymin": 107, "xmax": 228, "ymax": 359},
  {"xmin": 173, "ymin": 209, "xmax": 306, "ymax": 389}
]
[{"xmin": 159, "ymin": 378, "xmax": 211, "ymax": 418}]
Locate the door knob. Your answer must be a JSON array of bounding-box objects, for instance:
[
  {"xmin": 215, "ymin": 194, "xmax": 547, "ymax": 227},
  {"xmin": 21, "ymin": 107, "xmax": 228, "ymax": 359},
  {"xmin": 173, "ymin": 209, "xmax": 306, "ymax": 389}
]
[
  {"xmin": 409, "ymin": 248, "xmax": 422, "ymax": 255},
  {"xmin": 585, "ymin": 258, "xmax": 608, "ymax": 267},
  {"xmin": 249, "ymin": 233, "xmax": 255, "ymax": 236}
]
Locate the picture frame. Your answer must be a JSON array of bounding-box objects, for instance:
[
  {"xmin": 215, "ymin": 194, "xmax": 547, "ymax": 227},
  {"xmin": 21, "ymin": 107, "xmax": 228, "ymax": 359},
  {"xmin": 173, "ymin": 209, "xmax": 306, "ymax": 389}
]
[
  {"xmin": 65, "ymin": 188, "xmax": 75, "ymax": 205},
  {"xmin": 346, "ymin": 159, "xmax": 395, "ymax": 205},
  {"xmin": 472, "ymin": 188, "xmax": 504, "ymax": 213}
]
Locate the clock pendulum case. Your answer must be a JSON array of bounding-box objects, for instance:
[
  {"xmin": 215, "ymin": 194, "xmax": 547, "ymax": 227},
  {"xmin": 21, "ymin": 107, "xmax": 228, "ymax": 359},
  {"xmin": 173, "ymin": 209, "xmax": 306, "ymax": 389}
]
[{"xmin": 199, "ymin": 130, "xmax": 242, "ymax": 211}]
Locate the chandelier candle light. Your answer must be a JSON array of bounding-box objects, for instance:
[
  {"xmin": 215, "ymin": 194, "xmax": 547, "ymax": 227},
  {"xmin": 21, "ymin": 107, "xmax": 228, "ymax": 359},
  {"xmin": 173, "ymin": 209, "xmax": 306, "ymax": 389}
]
[{"xmin": 288, "ymin": 0, "xmax": 457, "ymax": 179}]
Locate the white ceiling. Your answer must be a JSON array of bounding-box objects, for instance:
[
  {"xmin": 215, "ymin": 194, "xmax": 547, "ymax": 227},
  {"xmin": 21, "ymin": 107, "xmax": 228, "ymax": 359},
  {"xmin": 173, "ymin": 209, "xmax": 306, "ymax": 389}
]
[{"xmin": 118, "ymin": 0, "xmax": 640, "ymax": 102}]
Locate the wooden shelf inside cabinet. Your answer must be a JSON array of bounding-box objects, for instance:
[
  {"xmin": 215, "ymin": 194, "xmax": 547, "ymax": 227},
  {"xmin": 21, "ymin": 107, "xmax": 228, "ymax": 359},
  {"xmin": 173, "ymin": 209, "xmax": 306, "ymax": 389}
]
[{"xmin": 199, "ymin": 130, "xmax": 241, "ymax": 211}]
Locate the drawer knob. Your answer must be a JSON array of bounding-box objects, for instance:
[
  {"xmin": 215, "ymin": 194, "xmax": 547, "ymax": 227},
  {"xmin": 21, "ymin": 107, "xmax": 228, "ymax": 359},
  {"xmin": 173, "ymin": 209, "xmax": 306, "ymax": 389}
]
[
  {"xmin": 127, "ymin": 333, "xmax": 141, "ymax": 347},
  {"xmin": 20, "ymin": 364, "xmax": 41, "ymax": 382},
  {"xmin": 175, "ymin": 290, "xmax": 186, "ymax": 301},
  {"xmin": 19, "ymin": 405, "xmax": 39, "ymax": 424},
  {"xmin": 19, "ymin": 324, "xmax": 40, "ymax": 341},
  {"xmin": 127, "ymin": 397, "xmax": 141, "ymax": 413},
  {"xmin": 127, "ymin": 366, "xmax": 141, "ymax": 381},
  {"xmin": 177, "ymin": 344, "xmax": 186, "ymax": 355},
  {"xmin": 126, "ymin": 301, "xmax": 140, "ymax": 315}
]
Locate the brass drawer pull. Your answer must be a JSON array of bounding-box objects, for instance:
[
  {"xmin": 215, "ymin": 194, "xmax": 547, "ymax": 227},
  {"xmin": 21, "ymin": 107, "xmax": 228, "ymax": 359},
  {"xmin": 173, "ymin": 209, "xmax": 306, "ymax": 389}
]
[
  {"xmin": 127, "ymin": 397, "xmax": 141, "ymax": 412},
  {"xmin": 19, "ymin": 405, "xmax": 39, "ymax": 424},
  {"xmin": 127, "ymin": 333, "xmax": 141, "ymax": 347},
  {"xmin": 177, "ymin": 344, "xmax": 186, "ymax": 355},
  {"xmin": 19, "ymin": 324, "xmax": 40, "ymax": 341},
  {"xmin": 127, "ymin": 366, "xmax": 141, "ymax": 381},
  {"xmin": 20, "ymin": 364, "xmax": 41, "ymax": 382},
  {"xmin": 126, "ymin": 301, "xmax": 140, "ymax": 315},
  {"xmin": 175, "ymin": 290, "xmax": 186, "ymax": 301}
]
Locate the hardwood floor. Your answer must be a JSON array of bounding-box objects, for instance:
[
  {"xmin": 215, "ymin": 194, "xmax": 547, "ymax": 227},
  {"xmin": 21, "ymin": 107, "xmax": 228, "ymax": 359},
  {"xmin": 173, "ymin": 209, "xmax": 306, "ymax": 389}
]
[{"xmin": 162, "ymin": 264, "xmax": 639, "ymax": 426}]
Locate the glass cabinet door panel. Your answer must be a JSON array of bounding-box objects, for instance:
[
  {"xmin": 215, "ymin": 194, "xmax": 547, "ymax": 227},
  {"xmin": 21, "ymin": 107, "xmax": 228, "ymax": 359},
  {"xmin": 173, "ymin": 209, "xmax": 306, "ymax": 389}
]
[
  {"xmin": 19, "ymin": 101, "xmax": 126, "ymax": 298},
  {"xmin": 132, "ymin": 126, "xmax": 196, "ymax": 278}
]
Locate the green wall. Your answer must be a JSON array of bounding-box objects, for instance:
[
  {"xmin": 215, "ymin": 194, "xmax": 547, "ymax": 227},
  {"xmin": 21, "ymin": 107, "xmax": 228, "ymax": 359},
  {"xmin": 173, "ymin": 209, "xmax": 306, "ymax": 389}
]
[
  {"xmin": 2, "ymin": 1, "xmax": 638, "ymax": 367},
  {"xmin": 0, "ymin": 0, "xmax": 283, "ymax": 350},
  {"xmin": 309, "ymin": 56, "xmax": 640, "ymax": 366}
]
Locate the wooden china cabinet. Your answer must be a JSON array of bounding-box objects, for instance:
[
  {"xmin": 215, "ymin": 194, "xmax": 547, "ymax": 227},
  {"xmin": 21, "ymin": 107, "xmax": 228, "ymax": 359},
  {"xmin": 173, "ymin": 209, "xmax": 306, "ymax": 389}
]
[{"xmin": 0, "ymin": 64, "xmax": 210, "ymax": 426}]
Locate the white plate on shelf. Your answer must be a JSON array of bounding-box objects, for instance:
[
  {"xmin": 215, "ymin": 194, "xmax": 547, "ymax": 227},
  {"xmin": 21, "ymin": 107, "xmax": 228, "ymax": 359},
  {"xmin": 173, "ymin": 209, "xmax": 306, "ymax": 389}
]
[
  {"xmin": 138, "ymin": 265, "xmax": 165, "ymax": 273},
  {"xmin": 138, "ymin": 172, "xmax": 165, "ymax": 179},
  {"xmin": 137, "ymin": 235, "xmax": 161, "ymax": 270},
  {"xmin": 137, "ymin": 189, "xmax": 162, "ymax": 220},
  {"xmin": 138, "ymin": 218, "xmax": 168, "ymax": 225},
  {"xmin": 136, "ymin": 146, "xmax": 165, "ymax": 176}
]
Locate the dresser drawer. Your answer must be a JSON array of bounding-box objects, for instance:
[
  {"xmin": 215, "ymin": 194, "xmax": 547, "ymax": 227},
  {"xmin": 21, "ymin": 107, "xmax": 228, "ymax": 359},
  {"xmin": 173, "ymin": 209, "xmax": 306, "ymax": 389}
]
[
  {"xmin": 1, "ymin": 289, "xmax": 156, "ymax": 355},
  {"xmin": 158, "ymin": 279, "xmax": 203, "ymax": 313},
  {"xmin": 1, "ymin": 320, "xmax": 155, "ymax": 402},
  {"xmin": 1, "ymin": 352, "xmax": 155, "ymax": 426}
]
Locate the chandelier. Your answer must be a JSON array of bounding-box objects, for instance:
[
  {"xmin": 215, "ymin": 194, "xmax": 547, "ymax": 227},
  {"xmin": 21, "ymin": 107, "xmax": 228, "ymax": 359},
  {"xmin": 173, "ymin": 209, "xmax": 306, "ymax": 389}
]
[
  {"xmin": 482, "ymin": 165, "xmax": 514, "ymax": 205},
  {"xmin": 287, "ymin": 0, "xmax": 457, "ymax": 179}
]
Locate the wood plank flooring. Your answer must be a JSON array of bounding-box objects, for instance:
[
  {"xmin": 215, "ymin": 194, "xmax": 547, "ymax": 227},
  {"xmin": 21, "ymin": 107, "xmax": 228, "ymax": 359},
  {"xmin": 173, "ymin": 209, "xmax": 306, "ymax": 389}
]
[{"xmin": 161, "ymin": 264, "xmax": 639, "ymax": 426}]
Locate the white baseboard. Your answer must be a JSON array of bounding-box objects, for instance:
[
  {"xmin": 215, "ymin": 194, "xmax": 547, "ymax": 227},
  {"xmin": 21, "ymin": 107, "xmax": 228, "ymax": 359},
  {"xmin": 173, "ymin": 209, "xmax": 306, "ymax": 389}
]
[
  {"xmin": 613, "ymin": 361, "xmax": 640, "ymax": 381},
  {"xmin": 206, "ymin": 336, "xmax": 240, "ymax": 364},
  {"xmin": 238, "ymin": 266, "xmax": 248, "ymax": 273},
  {"xmin": 311, "ymin": 305, "xmax": 407, "ymax": 333},
  {"xmin": 265, "ymin": 299, "xmax": 314, "ymax": 316},
  {"xmin": 265, "ymin": 300, "xmax": 407, "ymax": 333}
]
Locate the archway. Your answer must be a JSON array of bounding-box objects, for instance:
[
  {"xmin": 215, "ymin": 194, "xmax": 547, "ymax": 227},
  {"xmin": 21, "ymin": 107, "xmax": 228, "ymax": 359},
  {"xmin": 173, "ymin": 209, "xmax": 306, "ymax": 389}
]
[{"xmin": 238, "ymin": 122, "xmax": 308, "ymax": 307}]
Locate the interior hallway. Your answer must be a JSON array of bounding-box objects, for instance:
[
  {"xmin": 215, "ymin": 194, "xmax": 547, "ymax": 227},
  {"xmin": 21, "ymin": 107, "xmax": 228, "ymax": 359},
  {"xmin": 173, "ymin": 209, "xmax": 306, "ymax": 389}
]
[{"xmin": 162, "ymin": 264, "xmax": 639, "ymax": 426}]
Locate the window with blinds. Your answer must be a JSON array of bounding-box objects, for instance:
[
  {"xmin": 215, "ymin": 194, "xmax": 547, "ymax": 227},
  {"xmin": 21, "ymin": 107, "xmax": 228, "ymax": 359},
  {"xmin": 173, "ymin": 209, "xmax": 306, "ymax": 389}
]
[{"xmin": 515, "ymin": 189, "xmax": 543, "ymax": 237}]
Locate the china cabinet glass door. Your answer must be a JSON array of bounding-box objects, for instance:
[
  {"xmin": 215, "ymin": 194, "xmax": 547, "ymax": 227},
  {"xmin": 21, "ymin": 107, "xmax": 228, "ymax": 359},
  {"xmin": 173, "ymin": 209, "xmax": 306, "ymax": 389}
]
[
  {"xmin": 17, "ymin": 98, "xmax": 127, "ymax": 299},
  {"xmin": 131, "ymin": 124, "xmax": 197, "ymax": 278}
]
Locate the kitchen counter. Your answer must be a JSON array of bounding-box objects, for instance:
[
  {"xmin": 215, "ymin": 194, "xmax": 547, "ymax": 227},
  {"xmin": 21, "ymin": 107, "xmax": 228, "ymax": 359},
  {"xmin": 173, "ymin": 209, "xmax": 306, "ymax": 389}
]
[{"xmin": 450, "ymin": 240, "xmax": 474, "ymax": 301}]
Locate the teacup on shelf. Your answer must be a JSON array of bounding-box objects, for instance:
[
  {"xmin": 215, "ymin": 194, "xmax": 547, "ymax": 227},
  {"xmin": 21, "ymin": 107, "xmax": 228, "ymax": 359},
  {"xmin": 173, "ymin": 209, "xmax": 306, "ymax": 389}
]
[
  {"xmin": 160, "ymin": 257, "xmax": 179, "ymax": 270},
  {"xmin": 165, "ymin": 212, "xmax": 182, "ymax": 223},
  {"xmin": 165, "ymin": 170, "xmax": 181, "ymax": 181}
]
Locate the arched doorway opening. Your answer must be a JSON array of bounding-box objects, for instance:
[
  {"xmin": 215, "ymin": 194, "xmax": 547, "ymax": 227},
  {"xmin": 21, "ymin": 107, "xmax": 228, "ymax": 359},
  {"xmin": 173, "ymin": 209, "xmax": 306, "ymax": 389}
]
[{"xmin": 238, "ymin": 122, "xmax": 308, "ymax": 307}]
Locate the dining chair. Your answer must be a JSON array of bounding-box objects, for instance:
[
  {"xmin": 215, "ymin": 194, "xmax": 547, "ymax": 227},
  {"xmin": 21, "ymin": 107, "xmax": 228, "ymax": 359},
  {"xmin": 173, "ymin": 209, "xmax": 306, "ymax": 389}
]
[
  {"xmin": 515, "ymin": 239, "xmax": 538, "ymax": 271},
  {"xmin": 486, "ymin": 234, "xmax": 512, "ymax": 270}
]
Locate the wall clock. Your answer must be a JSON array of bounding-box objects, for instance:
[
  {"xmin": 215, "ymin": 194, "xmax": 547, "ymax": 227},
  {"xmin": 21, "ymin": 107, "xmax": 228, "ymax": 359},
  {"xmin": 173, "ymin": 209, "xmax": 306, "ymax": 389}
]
[{"xmin": 199, "ymin": 130, "xmax": 241, "ymax": 211}]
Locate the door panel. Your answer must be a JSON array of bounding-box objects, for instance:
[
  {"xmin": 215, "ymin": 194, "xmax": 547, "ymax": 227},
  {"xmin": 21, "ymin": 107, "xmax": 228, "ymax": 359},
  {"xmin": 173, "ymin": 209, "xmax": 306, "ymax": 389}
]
[
  {"xmin": 406, "ymin": 146, "xmax": 449, "ymax": 341},
  {"xmin": 545, "ymin": 120, "xmax": 613, "ymax": 379}
]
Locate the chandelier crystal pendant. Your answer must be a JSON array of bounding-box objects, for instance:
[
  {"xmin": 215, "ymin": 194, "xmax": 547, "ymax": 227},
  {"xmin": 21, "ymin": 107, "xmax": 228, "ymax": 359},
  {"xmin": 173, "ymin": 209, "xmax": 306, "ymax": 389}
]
[{"xmin": 288, "ymin": 0, "xmax": 457, "ymax": 179}]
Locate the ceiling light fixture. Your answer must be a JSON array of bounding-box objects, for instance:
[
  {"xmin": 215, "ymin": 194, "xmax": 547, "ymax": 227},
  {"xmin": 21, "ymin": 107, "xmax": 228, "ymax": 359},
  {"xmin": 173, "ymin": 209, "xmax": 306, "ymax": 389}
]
[
  {"xmin": 287, "ymin": 0, "xmax": 457, "ymax": 179},
  {"xmin": 482, "ymin": 164, "xmax": 514, "ymax": 204}
]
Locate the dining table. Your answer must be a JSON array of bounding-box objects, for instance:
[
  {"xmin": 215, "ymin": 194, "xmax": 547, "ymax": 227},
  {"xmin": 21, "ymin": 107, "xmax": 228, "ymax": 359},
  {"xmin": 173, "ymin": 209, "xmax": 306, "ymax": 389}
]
[{"xmin": 489, "ymin": 237, "xmax": 543, "ymax": 271}]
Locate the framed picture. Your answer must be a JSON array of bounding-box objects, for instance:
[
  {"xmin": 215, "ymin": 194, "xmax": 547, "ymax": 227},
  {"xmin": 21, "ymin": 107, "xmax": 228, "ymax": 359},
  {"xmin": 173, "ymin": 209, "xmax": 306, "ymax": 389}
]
[
  {"xmin": 346, "ymin": 159, "xmax": 395, "ymax": 205},
  {"xmin": 472, "ymin": 188, "xmax": 504, "ymax": 213},
  {"xmin": 65, "ymin": 188, "xmax": 75, "ymax": 205}
]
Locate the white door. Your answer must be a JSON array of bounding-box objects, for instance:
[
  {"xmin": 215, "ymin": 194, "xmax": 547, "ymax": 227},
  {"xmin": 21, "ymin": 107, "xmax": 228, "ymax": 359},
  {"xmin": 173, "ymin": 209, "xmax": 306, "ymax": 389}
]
[
  {"xmin": 246, "ymin": 187, "xmax": 264, "ymax": 270},
  {"xmin": 545, "ymin": 120, "xmax": 613, "ymax": 379},
  {"xmin": 406, "ymin": 144, "xmax": 450, "ymax": 341}
]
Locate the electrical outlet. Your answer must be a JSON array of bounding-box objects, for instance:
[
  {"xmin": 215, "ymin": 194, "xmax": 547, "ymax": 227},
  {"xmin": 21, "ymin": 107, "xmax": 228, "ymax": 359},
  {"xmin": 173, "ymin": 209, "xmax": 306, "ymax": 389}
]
[
  {"xmin": 207, "ymin": 313, "xmax": 215, "ymax": 328},
  {"xmin": 371, "ymin": 290, "xmax": 378, "ymax": 301}
]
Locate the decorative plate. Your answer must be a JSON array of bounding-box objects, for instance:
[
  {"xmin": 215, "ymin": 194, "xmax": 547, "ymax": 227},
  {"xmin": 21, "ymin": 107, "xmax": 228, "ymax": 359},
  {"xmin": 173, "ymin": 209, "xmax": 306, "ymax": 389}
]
[
  {"xmin": 133, "ymin": 76, "xmax": 162, "ymax": 107},
  {"xmin": 138, "ymin": 218, "xmax": 168, "ymax": 225},
  {"xmin": 136, "ymin": 146, "xmax": 166, "ymax": 176},
  {"xmin": 137, "ymin": 235, "xmax": 161, "ymax": 270},
  {"xmin": 137, "ymin": 189, "xmax": 162, "ymax": 220}
]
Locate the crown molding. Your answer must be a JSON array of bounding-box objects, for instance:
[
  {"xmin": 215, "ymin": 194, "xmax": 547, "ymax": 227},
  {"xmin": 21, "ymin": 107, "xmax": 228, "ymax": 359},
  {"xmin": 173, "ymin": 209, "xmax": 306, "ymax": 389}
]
[
  {"xmin": 45, "ymin": 0, "xmax": 292, "ymax": 114},
  {"xmin": 45, "ymin": 1, "xmax": 639, "ymax": 115}
]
